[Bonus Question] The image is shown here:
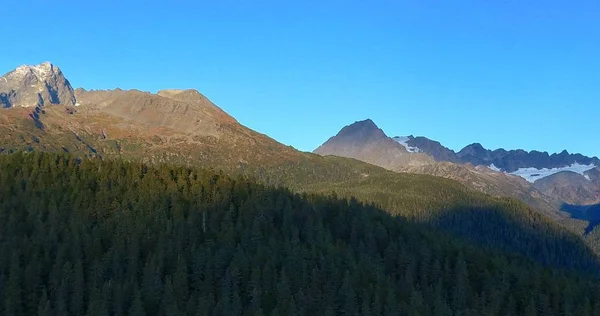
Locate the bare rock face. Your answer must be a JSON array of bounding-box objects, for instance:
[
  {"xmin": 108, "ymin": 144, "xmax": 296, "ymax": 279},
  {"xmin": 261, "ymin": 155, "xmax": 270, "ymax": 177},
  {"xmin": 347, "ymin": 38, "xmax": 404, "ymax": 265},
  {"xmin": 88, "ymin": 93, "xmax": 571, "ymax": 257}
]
[
  {"xmin": 0, "ymin": 62, "xmax": 76, "ymax": 108},
  {"xmin": 314, "ymin": 119, "xmax": 435, "ymax": 170}
]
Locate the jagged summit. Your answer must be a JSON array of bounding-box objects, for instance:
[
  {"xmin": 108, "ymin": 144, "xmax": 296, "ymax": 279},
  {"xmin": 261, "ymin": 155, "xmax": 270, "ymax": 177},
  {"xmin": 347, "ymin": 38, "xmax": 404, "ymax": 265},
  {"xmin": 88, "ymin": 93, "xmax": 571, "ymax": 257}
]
[
  {"xmin": 0, "ymin": 62, "xmax": 76, "ymax": 108},
  {"xmin": 334, "ymin": 119, "xmax": 385, "ymax": 140},
  {"xmin": 12, "ymin": 62, "xmax": 53, "ymax": 79},
  {"xmin": 457, "ymin": 142, "xmax": 599, "ymax": 173},
  {"xmin": 314, "ymin": 118, "xmax": 434, "ymax": 170}
]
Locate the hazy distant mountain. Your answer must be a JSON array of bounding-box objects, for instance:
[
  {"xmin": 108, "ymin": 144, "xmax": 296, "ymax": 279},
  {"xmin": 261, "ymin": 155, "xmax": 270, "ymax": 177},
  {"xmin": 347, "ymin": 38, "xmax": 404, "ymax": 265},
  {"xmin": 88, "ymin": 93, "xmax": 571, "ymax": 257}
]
[
  {"xmin": 314, "ymin": 119, "xmax": 561, "ymax": 218},
  {"xmin": 457, "ymin": 144, "xmax": 600, "ymax": 175},
  {"xmin": 393, "ymin": 135, "xmax": 462, "ymax": 163},
  {"xmin": 320, "ymin": 119, "xmax": 600, "ymax": 210},
  {"xmin": 0, "ymin": 62, "xmax": 76, "ymax": 108},
  {"xmin": 314, "ymin": 119, "xmax": 435, "ymax": 169},
  {"xmin": 386, "ymin": 133, "xmax": 600, "ymax": 206},
  {"xmin": 454, "ymin": 143, "xmax": 600, "ymax": 206}
]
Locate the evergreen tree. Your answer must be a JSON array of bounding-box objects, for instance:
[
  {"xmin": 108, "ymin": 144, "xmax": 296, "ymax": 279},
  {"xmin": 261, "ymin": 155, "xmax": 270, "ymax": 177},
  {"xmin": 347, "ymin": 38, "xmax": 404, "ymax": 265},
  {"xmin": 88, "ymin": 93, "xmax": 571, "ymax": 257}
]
[{"xmin": 0, "ymin": 152, "xmax": 597, "ymax": 316}]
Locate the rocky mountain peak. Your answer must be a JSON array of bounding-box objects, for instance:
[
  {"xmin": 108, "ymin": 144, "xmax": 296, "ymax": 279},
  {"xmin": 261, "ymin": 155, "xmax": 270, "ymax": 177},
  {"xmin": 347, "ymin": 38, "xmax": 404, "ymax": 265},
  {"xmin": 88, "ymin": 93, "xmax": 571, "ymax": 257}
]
[
  {"xmin": 0, "ymin": 62, "xmax": 76, "ymax": 108},
  {"xmin": 457, "ymin": 143, "xmax": 490, "ymax": 159},
  {"xmin": 335, "ymin": 119, "xmax": 385, "ymax": 140},
  {"xmin": 157, "ymin": 89, "xmax": 217, "ymax": 107}
]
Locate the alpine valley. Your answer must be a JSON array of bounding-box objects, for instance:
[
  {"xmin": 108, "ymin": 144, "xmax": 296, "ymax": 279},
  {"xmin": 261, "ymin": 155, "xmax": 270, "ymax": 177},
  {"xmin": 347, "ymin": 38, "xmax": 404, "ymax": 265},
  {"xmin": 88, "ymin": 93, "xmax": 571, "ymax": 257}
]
[{"xmin": 2, "ymin": 62, "xmax": 600, "ymax": 315}]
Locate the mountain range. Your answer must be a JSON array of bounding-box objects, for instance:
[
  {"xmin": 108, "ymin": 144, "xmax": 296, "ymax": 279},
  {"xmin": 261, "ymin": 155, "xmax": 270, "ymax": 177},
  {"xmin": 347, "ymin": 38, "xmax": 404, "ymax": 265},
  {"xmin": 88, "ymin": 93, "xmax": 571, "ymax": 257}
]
[
  {"xmin": 315, "ymin": 119, "xmax": 600, "ymax": 210},
  {"xmin": 1, "ymin": 62, "xmax": 600, "ymax": 261}
]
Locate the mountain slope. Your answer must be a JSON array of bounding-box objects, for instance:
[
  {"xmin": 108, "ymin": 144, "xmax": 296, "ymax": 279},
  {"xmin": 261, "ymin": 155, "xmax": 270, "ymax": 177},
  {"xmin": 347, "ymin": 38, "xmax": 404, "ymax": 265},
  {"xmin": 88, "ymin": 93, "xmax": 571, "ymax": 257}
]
[
  {"xmin": 534, "ymin": 171, "xmax": 600, "ymax": 205},
  {"xmin": 76, "ymin": 88, "xmax": 237, "ymax": 138}
]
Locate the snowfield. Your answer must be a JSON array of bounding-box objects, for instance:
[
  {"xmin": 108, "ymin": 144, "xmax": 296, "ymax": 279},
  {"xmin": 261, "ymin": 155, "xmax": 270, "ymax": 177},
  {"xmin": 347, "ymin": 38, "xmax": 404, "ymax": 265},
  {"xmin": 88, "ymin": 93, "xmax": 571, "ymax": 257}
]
[
  {"xmin": 508, "ymin": 163, "xmax": 597, "ymax": 183},
  {"xmin": 393, "ymin": 136, "xmax": 422, "ymax": 153}
]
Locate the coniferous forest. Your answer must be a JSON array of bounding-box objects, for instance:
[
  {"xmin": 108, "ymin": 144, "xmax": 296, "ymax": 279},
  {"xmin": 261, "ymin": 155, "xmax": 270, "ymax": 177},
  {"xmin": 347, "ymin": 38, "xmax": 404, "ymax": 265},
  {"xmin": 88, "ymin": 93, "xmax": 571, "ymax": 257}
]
[{"xmin": 1, "ymin": 152, "xmax": 600, "ymax": 316}]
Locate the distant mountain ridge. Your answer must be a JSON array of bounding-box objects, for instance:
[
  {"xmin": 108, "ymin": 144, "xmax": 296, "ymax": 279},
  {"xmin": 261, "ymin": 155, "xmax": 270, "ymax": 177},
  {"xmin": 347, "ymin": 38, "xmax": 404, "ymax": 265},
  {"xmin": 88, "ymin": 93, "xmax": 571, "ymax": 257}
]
[
  {"xmin": 315, "ymin": 119, "xmax": 562, "ymax": 219},
  {"xmin": 457, "ymin": 144, "xmax": 599, "ymax": 173},
  {"xmin": 317, "ymin": 119, "xmax": 600, "ymax": 208},
  {"xmin": 393, "ymin": 135, "xmax": 461, "ymax": 163},
  {"xmin": 392, "ymin": 134, "xmax": 599, "ymax": 175},
  {"xmin": 399, "ymin": 135, "xmax": 599, "ymax": 204}
]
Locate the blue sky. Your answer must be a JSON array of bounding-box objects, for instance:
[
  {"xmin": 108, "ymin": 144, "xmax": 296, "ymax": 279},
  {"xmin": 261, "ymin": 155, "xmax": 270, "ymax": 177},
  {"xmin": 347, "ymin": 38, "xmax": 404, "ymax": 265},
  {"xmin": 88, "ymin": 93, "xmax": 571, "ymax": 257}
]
[{"xmin": 3, "ymin": 0, "xmax": 599, "ymax": 157}]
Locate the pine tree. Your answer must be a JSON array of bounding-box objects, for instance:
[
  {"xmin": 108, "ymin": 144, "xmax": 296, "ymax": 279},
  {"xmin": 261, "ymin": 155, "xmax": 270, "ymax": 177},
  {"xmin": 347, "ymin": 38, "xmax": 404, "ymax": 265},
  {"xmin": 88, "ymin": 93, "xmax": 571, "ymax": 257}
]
[
  {"xmin": 128, "ymin": 289, "xmax": 146, "ymax": 316},
  {"xmin": 4, "ymin": 253, "xmax": 23, "ymax": 316},
  {"xmin": 141, "ymin": 256, "xmax": 162, "ymax": 315},
  {"xmin": 71, "ymin": 259, "xmax": 85, "ymax": 316},
  {"xmin": 451, "ymin": 253, "xmax": 469, "ymax": 313},
  {"xmin": 161, "ymin": 277, "xmax": 181, "ymax": 316},
  {"xmin": 173, "ymin": 257, "xmax": 189, "ymax": 308},
  {"xmin": 37, "ymin": 288, "xmax": 51, "ymax": 316}
]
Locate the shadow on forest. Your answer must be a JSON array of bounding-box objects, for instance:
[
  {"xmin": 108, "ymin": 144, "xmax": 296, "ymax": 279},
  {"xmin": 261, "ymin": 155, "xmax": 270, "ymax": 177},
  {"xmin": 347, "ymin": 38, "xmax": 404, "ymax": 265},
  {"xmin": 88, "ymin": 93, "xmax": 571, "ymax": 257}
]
[
  {"xmin": 424, "ymin": 204, "xmax": 600, "ymax": 274},
  {"xmin": 561, "ymin": 203, "xmax": 600, "ymax": 235}
]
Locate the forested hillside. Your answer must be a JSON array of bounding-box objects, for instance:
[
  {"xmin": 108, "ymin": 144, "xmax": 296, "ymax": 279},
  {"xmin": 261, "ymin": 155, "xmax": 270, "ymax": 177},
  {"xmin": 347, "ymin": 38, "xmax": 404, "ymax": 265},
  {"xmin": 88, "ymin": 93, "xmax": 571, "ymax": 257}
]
[
  {"xmin": 299, "ymin": 170, "xmax": 600, "ymax": 271},
  {"xmin": 2, "ymin": 103, "xmax": 599, "ymax": 262},
  {"xmin": 0, "ymin": 152, "xmax": 599, "ymax": 316}
]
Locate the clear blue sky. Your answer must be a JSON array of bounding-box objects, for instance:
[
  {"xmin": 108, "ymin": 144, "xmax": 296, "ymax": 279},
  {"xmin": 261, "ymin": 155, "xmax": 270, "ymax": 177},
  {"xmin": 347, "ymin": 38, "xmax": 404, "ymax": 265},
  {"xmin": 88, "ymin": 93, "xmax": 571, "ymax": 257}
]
[{"xmin": 3, "ymin": 0, "xmax": 599, "ymax": 157}]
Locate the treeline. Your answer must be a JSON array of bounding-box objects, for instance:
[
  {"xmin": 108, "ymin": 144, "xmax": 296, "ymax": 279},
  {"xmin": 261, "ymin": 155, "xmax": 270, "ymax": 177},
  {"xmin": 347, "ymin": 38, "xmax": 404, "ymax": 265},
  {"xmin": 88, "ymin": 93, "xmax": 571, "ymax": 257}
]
[{"xmin": 0, "ymin": 152, "xmax": 599, "ymax": 316}]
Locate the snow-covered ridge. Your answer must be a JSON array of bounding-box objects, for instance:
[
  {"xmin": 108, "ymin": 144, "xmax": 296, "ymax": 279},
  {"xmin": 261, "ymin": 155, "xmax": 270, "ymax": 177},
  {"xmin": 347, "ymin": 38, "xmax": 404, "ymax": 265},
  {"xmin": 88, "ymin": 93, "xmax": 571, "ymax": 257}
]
[
  {"xmin": 507, "ymin": 163, "xmax": 597, "ymax": 183},
  {"xmin": 10, "ymin": 62, "xmax": 53, "ymax": 80},
  {"xmin": 393, "ymin": 136, "xmax": 422, "ymax": 153}
]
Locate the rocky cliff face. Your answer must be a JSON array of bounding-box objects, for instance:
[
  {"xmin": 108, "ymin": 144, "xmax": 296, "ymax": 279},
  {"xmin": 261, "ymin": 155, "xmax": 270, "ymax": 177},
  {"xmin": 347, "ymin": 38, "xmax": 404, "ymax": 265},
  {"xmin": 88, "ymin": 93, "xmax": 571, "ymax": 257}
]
[
  {"xmin": 0, "ymin": 62, "xmax": 76, "ymax": 108},
  {"xmin": 457, "ymin": 145, "xmax": 600, "ymax": 173},
  {"xmin": 394, "ymin": 135, "xmax": 462, "ymax": 163}
]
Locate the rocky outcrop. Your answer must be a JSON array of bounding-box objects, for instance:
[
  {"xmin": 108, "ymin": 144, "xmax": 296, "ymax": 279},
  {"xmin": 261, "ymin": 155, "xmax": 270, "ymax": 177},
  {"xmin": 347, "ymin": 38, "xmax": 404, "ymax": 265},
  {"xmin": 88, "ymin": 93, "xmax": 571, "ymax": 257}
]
[{"xmin": 0, "ymin": 62, "xmax": 76, "ymax": 108}]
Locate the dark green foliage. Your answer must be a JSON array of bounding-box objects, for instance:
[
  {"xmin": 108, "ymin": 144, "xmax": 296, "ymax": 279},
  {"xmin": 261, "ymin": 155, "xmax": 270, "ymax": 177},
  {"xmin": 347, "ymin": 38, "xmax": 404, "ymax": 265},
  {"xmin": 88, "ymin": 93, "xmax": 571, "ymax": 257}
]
[
  {"xmin": 0, "ymin": 152, "xmax": 599, "ymax": 315},
  {"xmin": 300, "ymin": 171, "xmax": 600, "ymax": 272}
]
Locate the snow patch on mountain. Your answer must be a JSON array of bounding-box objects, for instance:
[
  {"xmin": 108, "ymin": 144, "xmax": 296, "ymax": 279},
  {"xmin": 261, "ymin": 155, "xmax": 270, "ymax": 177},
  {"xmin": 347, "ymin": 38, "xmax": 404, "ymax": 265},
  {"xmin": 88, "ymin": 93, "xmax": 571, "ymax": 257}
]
[
  {"xmin": 509, "ymin": 163, "xmax": 597, "ymax": 183},
  {"xmin": 488, "ymin": 164, "xmax": 501, "ymax": 172},
  {"xmin": 393, "ymin": 136, "xmax": 421, "ymax": 153}
]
